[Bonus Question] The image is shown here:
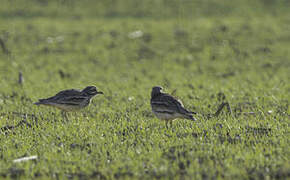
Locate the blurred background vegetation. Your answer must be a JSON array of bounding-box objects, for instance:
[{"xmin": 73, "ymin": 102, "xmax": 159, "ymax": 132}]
[{"xmin": 1, "ymin": 0, "xmax": 289, "ymax": 19}]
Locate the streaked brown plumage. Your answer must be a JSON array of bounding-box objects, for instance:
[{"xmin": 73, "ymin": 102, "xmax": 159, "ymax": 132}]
[
  {"xmin": 34, "ymin": 86, "xmax": 103, "ymax": 112},
  {"xmin": 150, "ymin": 86, "xmax": 196, "ymax": 127}
]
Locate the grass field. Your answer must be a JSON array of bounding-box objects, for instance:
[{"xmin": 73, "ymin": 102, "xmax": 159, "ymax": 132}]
[{"xmin": 0, "ymin": 0, "xmax": 289, "ymax": 179}]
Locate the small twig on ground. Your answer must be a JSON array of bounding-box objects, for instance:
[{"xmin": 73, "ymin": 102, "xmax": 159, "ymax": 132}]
[
  {"xmin": 18, "ymin": 72, "xmax": 24, "ymax": 85},
  {"xmin": 226, "ymin": 102, "xmax": 233, "ymax": 116},
  {"xmin": 13, "ymin": 155, "xmax": 37, "ymax": 163},
  {"xmin": 171, "ymin": 89, "xmax": 177, "ymax": 96},
  {"xmin": 199, "ymin": 101, "xmax": 233, "ymax": 119},
  {"xmin": 214, "ymin": 102, "xmax": 228, "ymax": 117}
]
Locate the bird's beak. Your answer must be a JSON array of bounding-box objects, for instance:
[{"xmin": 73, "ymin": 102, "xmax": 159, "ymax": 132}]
[{"xmin": 97, "ymin": 91, "xmax": 104, "ymax": 95}]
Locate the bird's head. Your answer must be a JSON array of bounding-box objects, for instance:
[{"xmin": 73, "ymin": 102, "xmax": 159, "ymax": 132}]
[
  {"xmin": 82, "ymin": 86, "xmax": 103, "ymax": 97},
  {"xmin": 151, "ymin": 86, "xmax": 163, "ymax": 98}
]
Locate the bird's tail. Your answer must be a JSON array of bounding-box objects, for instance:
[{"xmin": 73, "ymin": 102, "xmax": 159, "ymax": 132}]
[
  {"xmin": 34, "ymin": 99, "xmax": 47, "ymax": 105},
  {"xmin": 183, "ymin": 113, "xmax": 197, "ymax": 121},
  {"xmin": 181, "ymin": 108, "xmax": 197, "ymax": 121},
  {"xmin": 188, "ymin": 111, "xmax": 197, "ymax": 115}
]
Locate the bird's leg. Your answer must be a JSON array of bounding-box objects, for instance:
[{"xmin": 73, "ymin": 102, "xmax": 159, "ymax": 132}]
[
  {"xmin": 82, "ymin": 112, "xmax": 90, "ymax": 121},
  {"xmin": 72, "ymin": 112, "xmax": 78, "ymax": 121},
  {"xmin": 61, "ymin": 111, "xmax": 64, "ymax": 118},
  {"xmin": 212, "ymin": 102, "xmax": 233, "ymax": 118},
  {"xmin": 169, "ymin": 121, "xmax": 173, "ymax": 128},
  {"xmin": 61, "ymin": 111, "xmax": 69, "ymax": 122},
  {"xmin": 165, "ymin": 121, "xmax": 169, "ymax": 129}
]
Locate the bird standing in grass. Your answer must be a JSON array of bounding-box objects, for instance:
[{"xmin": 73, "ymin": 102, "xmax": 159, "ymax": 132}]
[
  {"xmin": 34, "ymin": 86, "xmax": 103, "ymax": 113},
  {"xmin": 150, "ymin": 86, "xmax": 196, "ymax": 128}
]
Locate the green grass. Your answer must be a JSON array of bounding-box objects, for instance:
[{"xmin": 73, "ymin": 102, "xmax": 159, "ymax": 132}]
[{"xmin": 0, "ymin": 1, "xmax": 289, "ymax": 179}]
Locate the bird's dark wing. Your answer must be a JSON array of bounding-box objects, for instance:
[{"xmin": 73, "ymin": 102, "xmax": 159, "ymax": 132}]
[
  {"xmin": 54, "ymin": 96, "xmax": 88, "ymax": 105},
  {"xmin": 54, "ymin": 89, "xmax": 82, "ymax": 97},
  {"xmin": 151, "ymin": 93, "xmax": 189, "ymax": 114},
  {"xmin": 38, "ymin": 89, "xmax": 82, "ymax": 103}
]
